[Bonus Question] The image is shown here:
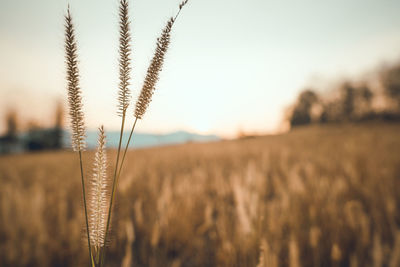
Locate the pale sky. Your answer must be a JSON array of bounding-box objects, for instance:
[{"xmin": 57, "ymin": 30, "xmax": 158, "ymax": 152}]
[{"xmin": 1, "ymin": 0, "xmax": 400, "ymax": 137}]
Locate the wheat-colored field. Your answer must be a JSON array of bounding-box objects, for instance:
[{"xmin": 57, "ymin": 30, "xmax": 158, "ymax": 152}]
[{"xmin": 0, "ymin": 123, "xmax": 399, "ymax": 267}]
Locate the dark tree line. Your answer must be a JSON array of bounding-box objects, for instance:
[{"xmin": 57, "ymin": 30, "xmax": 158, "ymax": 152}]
[
  {"xmin": 288, "ymin": 61, "xmax": 400, "ymax": 128},
  {"xmin": 0, "ymin": 102, "xmax": 65, "ymax": 153}
]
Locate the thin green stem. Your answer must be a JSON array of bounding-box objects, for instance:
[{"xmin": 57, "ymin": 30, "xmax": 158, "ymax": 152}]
[
  {"xmin": 78, "ymin": 150, "xmax": 94, "ymax": 267},
  {"xmin": 101, "ymin": 113, "xmax": 126, "ymax": 265}
]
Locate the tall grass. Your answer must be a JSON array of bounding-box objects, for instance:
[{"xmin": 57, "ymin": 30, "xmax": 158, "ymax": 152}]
[
  {"xmin": 103, "ymin": 0, "xmax": 132, "ymax": 264},
  {"xmin": 64, "ymin": 1, "xmax": 190, "ymax": 266},
  {"xmin": 1, "ymin": 123, "xmax": 399, "ymax": 266},
  {"xmin": 118, "ymin": 0, "xmax": 189, "ymax": 179},
  {"xmin": 88, "ymin": 126, "xmax": 109, "ymax": 265},
  {"xmin": 64, "ymin": 7, "xmax": 92, "ymax": 265}
]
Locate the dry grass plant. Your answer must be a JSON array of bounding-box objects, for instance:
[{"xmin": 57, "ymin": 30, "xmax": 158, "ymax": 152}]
[
  {"xmin": 88, "ymin": 126, "xmax": 109, "ymax": 264},
  {"xmin": 64, "ymin": 7, "xmax": 92, "ymax": 265},
  {"xmin": 64, "ymin": 1, "xmax": 190, "ymax": 266},
  {"xmin": 1, "ymin": 0, "xmax": 398, "ymax": 266}
]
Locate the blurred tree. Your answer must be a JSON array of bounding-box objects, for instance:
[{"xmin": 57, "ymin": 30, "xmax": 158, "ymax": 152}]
[
  {"xmin": 5, "ymin": 110, "xmax": 18, "ymax": 139},
  {"xmin": 290, "ymin": 89, "xmax": 319, "ymax": 127},
  {"xmin": 341, "ymin": 83, "xmax": 355, "ymax": 120},
  {"xmin": 356, "ymin": 85, "xmax": 374, "ymax": 119},
  {"xmin": 359, "ymin": 85, "xmax": 373, "ymax": 104},
  {"xmin": 381, "ymin": 64, "xmax": 400, "ymax": 110},
  {"xmin": 0, "ymin": 110, "xmax": 21, "ymax": 154},
  {"xmin": 285, "ymin": 60, "xmax": 400, "ymax": 130},
  {"xmin": 55, "ymin": 101, "xmax": 64, "ymax": 129},
  {"xmin": 54, "ymin": 101, "xmax": 64, "ymax": 149}
]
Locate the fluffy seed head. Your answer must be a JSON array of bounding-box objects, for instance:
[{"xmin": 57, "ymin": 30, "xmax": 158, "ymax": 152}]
[
  {"xmin": 134, "ymin": 1, "xmax": 189, "ymax": 119},
  {"xmin": 88, "ymin": 126, "xmax": 110, "ymax": 250},
  {"xmin": 134, "ymin": 18, "xmax": 173, "ymax": 119},
  {"xmin": 65, "ymin": 8, "xmax": 86, "ymax": 151},
  {"xmin": 118, "ymin": 0, "xmax": 132, "ymax": 116}
]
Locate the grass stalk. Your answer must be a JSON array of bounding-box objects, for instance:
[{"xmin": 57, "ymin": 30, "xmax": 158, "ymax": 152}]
[
  {"xmin": 79, "ymin": 151, "xmax": 95, "ymax": 267},
  {"xmin": 64, "ymin": 7, "xmax": 94, "ymax": 266},
  {"xmin": 101, "ymin": 113, "xmax": 126, "ymax": 265},
  {"xmin": 87, "ymin": 126, "xmax": 109, "ymax": 267},
  {"xmin": 101, "ymin": 0, "xmax": 132, "ymax": 264},
  {"xmin": 117, "ymin": 117, "xmax": 138, "ymax": 179},
  {"xmin": 99, "ymin": 116, "xmax": 137, "ymax": 266}
]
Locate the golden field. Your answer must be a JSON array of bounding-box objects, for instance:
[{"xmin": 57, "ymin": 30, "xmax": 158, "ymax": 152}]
[{"xmin": 0, "ymin": 123, "xmax": 399, "ymax": 267}]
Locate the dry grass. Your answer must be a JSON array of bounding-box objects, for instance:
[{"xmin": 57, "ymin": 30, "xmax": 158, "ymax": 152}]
[
  {"xmin": 0, "ymin": 123, "xmax": 399, "ymax": 267},
  {"xmin": 88, "ymin": 126, "xmax": 110, "ymax": 262},
  {"xmin": 64, "ymin": 7, "xmax": 86, "ymax": 152},
  {"xmin": 63, "ymin": 1, "xmax": 190, "ymax": 265}
]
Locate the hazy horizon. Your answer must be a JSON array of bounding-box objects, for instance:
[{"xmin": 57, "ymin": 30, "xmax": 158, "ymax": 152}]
[{"xmin": 1, "ymin": 0, "xmax": 400, "ymax": 138}]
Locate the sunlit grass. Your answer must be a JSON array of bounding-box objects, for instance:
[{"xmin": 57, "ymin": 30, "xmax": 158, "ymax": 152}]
[{"xmin": 0, "ymin": 123, "xmax": 399, "ymax": 266}]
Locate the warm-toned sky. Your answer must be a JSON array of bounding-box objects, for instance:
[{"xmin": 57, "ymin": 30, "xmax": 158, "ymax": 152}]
[{"xmin": 1, "ymin": 0, "xmax": 400, "ymax": 137}]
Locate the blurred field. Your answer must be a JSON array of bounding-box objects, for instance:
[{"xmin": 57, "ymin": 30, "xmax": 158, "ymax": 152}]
[{"xmin": 0, "ymin": 122, "xmax": 399, "ymax": 267}]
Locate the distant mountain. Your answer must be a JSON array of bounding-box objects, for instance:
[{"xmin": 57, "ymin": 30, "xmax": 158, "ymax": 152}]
[{"xmin": 63, "ymin": 130, "xmax": 220, "ymax": 149}]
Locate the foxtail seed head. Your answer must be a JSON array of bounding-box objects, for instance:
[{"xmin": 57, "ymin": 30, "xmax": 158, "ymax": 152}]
[
  {"xmin": 117, "ymin": 0, "xmax": 132, "ymax": 116},
  {"xmin": 88, "ymin": 126, "xmax": 110, "ymax": 252},
  {"xmin": 65, "ymin": 8, "xmax": 86, "ymax": 151},
  {"xmin": 135, "ymin": 1, "xmax": 189, "ymax": 119},
  {"xmin": 134, "ymin": 18, "xmax": 173, "ymax": 119}
]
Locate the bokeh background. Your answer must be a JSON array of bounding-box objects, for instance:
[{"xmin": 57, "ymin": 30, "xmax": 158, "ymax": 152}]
[
  {"xmin": 1, "ymin": 0, "xmax": 400, "ymax": 137},
  {"xmin": 1, "ymin": 0, "xmax": 400, "ymax": 266}
]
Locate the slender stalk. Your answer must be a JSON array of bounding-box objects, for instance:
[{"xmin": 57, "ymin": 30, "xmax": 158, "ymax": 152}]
[
  {"xmin": 79, "ymin": 150, "xmax": 94, "ymax": 267},
  {"xmin": 99, "ymin": 2, "xmax": 189, "ymax": 265},
  {"xmin": 101, "ymin": 0, "xmax": 132, "ymax": 263},
  {"xmin": 117, "ymin": 117, "xmax": 138, "ymax": 179},
  {"xmin": 101, "ymin": 113, "xmax": 126, "ymax": 265},
  {"xmin": 99, "ymin": 117, "xmax": 137, "ymax": 267},
  {"xmin": 100, "ymin": 117, "xmax": 136, "ymax": 267},
  {"xmin": 65, "ymin": 7, "xmax": 93, "ymax": 265}
]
